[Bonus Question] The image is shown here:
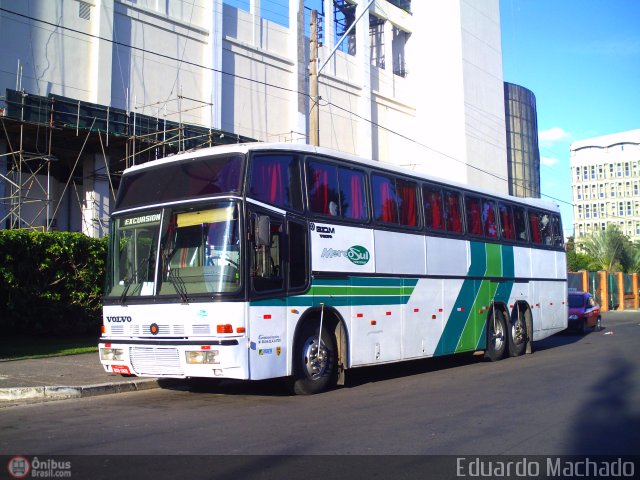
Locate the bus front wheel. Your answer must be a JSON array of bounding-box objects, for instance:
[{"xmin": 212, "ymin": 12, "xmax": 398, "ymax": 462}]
[
  {"xmin": 485, "ymin": 309, "xmax": 507, "ymax": 362},
  {"xmin": 292, "ymin": 321, "xmax": 338, "ymax": 395}
]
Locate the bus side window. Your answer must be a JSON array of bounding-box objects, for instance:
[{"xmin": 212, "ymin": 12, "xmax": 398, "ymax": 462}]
[
  {"xmin": 540, "ymin": 213, "xmax": 553, "ymax": 245},
  {"xmin": 513, "ymin": 206, "xmax": 528, "ymax": 242},
  {"xmin": 251, "ymin": 215, "xmax": 284, "ymax": 293},
  {"xmin": 498, "ymin": 203, "xmax": 516, "ymax": 241},
  {"xmin": 482, "ymin": 198, "xmax": 499, "ymax": 239},
  {"xmin": 288, "ymin": 219, "xmax": 309, "ymax": 292},
  {"xmin": 338, "ymin": 167, "xmax": 368, "ymax": 221},
  {"xmin": 443, "ymin": 189, "xmax": 463, "ymax": 233},
  {"xmin": 308, "ymin": 161, "xmax": 340, "ymax": 216},
  {"xmin": 249, "ymin": 154, "xmax": 303, "ymax": 211},
  {"xmin": 529, "ymin": 211, "xmax": 543, "ymax": 244},
  {"xmin": 372, "ymin": 174, "xmax": 399, "ymax": 224},
  {"xmin": 551, "ymin": 214, "xmax": 564, "ymax": 247},
  {"xmin": 423, "ymin": 185, "xmax": 444, "ymax": 230},
  {"xmin": 465, "ymin": 196, "xmax": 483, "ymax": 236},
  {"xmin": 397, "ymin": 179, "xmax": 419, "ymax": 227}
]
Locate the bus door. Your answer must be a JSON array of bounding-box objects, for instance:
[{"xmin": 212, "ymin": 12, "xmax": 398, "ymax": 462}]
[{"xmin": 247, "ymin": 209, "xmax": 287, "ymax": 379}]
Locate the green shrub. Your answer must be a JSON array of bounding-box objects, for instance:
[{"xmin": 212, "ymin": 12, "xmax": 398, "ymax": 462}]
[{"xmin": 0, "ymin": 230, "xmax": 107, "ymax": 336}]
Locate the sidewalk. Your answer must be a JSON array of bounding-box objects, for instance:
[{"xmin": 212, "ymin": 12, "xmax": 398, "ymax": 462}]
[{"xmin": 0, "ymin": 353, "xmax": 165, "ymax": 408}]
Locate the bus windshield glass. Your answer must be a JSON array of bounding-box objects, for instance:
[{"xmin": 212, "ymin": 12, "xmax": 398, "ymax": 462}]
[
  {"xmin": 115, "ymin": 154, "xmax": 244, "ymax": 210},
  {"xmin": 105, "ymin": 202, "xmax": 241, "ymax": 299}
]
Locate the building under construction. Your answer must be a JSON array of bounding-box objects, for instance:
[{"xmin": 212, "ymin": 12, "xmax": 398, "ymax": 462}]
[{"xmin": 0, "ymin": 88, "xmax": 253, "ymax": 236}]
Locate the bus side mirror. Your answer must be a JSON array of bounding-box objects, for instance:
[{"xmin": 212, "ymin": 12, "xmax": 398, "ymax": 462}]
[{"xmin": 255, "ymin": 215, "xmax": 271, "ymax": 247}]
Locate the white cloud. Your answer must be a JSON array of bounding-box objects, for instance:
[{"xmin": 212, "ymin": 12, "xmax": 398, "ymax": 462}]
[
  {"xmin": 539, "ymin": 127, "xmax": 569, "ymax": 143},
  {"xmin": 541, "ymin": 156, "xmax": 559, "ymax": 167}
]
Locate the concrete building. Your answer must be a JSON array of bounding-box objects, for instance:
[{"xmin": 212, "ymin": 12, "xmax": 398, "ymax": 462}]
[
  {"xmin": 0, "ymin": 0, "xmax": 508, "ymax": 237},
  {"xmin": 504, "ymin": 82, "xmax": 540, "ymax": 198},
  {"xmin": 571, "ymin": 129, "xmax": 640, "ymax": 241}
]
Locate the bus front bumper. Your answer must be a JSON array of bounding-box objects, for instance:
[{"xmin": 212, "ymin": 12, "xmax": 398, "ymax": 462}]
[{"xmin": 98, "ymin": 338, "xmax": 249, "ymax": 380}]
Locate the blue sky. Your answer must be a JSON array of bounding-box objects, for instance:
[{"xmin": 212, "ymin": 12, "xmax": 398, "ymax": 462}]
[{"xmin": 500, "ymin": 0, "xmax": 640, "ymax": 236}]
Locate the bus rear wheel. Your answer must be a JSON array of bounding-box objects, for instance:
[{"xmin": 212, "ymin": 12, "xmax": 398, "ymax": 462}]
[
  {"xmin": 292, "ymin": 321, "xmax": 338, "ymax": 395},
  {"xmin": 485, "ymin": 308, "xmax": 507, "ymax": 362},
  {"xmin": 507, "ymin": 311, "xmax": 527, "ymax": 357}
]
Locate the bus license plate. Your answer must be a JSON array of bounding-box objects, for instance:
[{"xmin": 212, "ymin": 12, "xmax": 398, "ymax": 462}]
[{"xmin": 112, "ymin": 365, "xmax": 131, "ymax": 375}]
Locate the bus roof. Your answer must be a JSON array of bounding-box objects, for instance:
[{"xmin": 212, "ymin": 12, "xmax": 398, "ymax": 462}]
[{"xmin": 123, "ymin": 142, "xmax": 560, "ymax": 213}]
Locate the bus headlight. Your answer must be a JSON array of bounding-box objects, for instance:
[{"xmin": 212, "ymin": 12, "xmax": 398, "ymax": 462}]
[
  {"xmin": 186, "ymin": 350, "xmax": 219, "ymax": 364},
  {"xmin": 568, "ymin": 315, "xmax": 578, "ymax": 320},
  {"xmin": 100, "ymin": 348, "xmax": 124, "ymax": 361}
]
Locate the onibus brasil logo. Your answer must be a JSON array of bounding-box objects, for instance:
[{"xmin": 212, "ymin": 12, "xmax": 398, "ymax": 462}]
[{"xmin": 321, "ymin": 245, "xmax": 370, "ymax": 265}]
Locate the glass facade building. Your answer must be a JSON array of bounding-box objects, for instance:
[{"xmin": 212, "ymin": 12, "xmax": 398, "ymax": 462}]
[{"xmin": 504, "ymin": 83, "xmax": 541, "ymax": 198}]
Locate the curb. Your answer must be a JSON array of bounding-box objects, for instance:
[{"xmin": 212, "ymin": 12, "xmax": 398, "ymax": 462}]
[{"xmin": 0, "ymin": 378, "xmax": 161, "ymax": 406}]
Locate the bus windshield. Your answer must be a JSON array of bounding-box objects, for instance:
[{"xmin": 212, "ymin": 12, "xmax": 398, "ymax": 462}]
[{"xmin": 105, "ymin": 202, "xmax": 241, "ymax": 300}]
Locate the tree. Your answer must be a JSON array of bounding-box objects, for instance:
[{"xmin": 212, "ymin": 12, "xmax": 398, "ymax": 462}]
[
  {"xmin": 578, "ymin": 225, "xmax": 632, "ymax": 272},
  {"xmin": 566, "ymin": 236, "xmax": 591, "ymax": 272}
]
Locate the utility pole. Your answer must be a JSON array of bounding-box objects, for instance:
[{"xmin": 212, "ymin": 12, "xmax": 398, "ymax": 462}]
[
  {"xmin": 309, "ymin": 9, "xmax": 319, "ymax": 146},
  {"xmin": 308, "ymin": 0, "xmax": 375, "ymax": 147}
]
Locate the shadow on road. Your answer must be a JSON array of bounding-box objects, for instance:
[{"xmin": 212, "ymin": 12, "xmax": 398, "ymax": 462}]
[
  {"xmin": 160, "ymin": 328, "xmax": 596, "ymax": 397},
  {"xmin": 568, "ymin": 355, "xmax": 640, "ymax": 455}
]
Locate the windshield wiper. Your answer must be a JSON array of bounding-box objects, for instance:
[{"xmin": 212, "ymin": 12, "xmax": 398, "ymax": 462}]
[
  {"xmin": 120, "ymin": 251, "xmax": 154, "ymax": 305},
  {"xmin": 167, "ymin": 268, "xmax": 190, "ymax": 304}
]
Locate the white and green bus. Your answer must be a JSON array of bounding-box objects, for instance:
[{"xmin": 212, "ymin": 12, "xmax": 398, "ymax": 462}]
[{"xmin": 99, "ymin": 143, "xmax": 567, "ymax": 394}]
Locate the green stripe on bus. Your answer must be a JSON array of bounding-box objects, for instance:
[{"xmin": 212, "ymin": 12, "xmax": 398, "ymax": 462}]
[
  {"xmin": 250, "ymin": 277, "xmax": 417, "ymax": 307},
  {"xmin": 435, "ymin": 241, "xmax": 486, "ymax": 354},
  {"xmin": 456, "ymin": 243, "xmax": 502, "ymax": 352}
]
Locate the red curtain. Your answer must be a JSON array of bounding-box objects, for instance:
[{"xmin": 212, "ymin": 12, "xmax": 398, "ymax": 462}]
[
  {"xmin": 399, "ymin": 183, "xmax": 417, "ymax": 226},
  {"xmin": 466, "ymin": 198, "xmax": 482, "ymax": 235},
  {"xmin": 349, "ymin": 173, "xmax": 364, "ymax": 220},
  {"xmin": 484, "ymin": 202, "xmax": 498, "ymax": 238},
  {"xmin": 445, "ymin": 193, "xmax": 462, "ymax": 233},
  {"xmin": 310, "ymin": 167, "xmax": 329, "ymax": 214},
  {"xmin": 424, "ymin": 188, "xmax": 444, "ymax": 230},
  {"xmin": 530, "ymin": 213, "xmax": 542, "ymax": 243},
  {"xmin": 379, "ymin": 180, "xmax": 397, "ymax": 223},
  {"xmin": 501, "ymin": 206, "xmax": 515, "ymax": 240}
]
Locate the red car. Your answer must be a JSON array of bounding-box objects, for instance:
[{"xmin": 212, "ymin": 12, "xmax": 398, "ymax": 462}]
[{"xmin": 568, "ymin": 291, "xmax": 602, "ymax": 333}]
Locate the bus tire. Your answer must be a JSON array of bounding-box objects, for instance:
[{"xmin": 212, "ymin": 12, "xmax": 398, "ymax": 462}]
[
  {"xmin": 292, "ymin": 321, "xmax": 338, "ymax": 395},
  {"xmin": 485, "ymin": 308, "xmax": 507, "ymax": 362},
  {"xmin": 507, "ymin": 310, "xmax": 527, "ymax": 357}
]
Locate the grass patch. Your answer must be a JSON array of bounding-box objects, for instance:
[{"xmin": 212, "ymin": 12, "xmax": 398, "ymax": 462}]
[{"xmin": 0, "ymin": 335, "xmax": 98, "ymax": 360}]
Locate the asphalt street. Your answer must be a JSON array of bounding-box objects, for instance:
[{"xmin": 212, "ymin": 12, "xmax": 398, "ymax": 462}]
[{"xmin": 2, "ymin": 312, "xmax": 638, "ymax": 459}]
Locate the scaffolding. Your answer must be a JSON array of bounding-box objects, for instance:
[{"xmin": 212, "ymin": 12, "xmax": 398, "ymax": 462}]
[{"xmin": 0, "ymin": 88, "xmax": 254, "ymax": 233}]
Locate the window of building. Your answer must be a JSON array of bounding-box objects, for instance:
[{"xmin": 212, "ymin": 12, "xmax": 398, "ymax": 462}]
[
  {"xmin": 334, "ymin": 0, "xmax": 357, "ymax": 55},
  {"xmin": 392, "ymin": 26, "xmax": 409, "ymax": 77},
  {"xmin": 590, "ymin": 166, "xmax": 596, "ymax": 180},
  {"xmin": 369, "ymin": 15, "xmax": 385, "ymax": 69},
  {"xmin": 577, "ymin": 186, "xmax": 582, "ymax": 200},
  {"xmin": 585, "ymin": 205, "xmax": 590, "ymax": 219}
]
